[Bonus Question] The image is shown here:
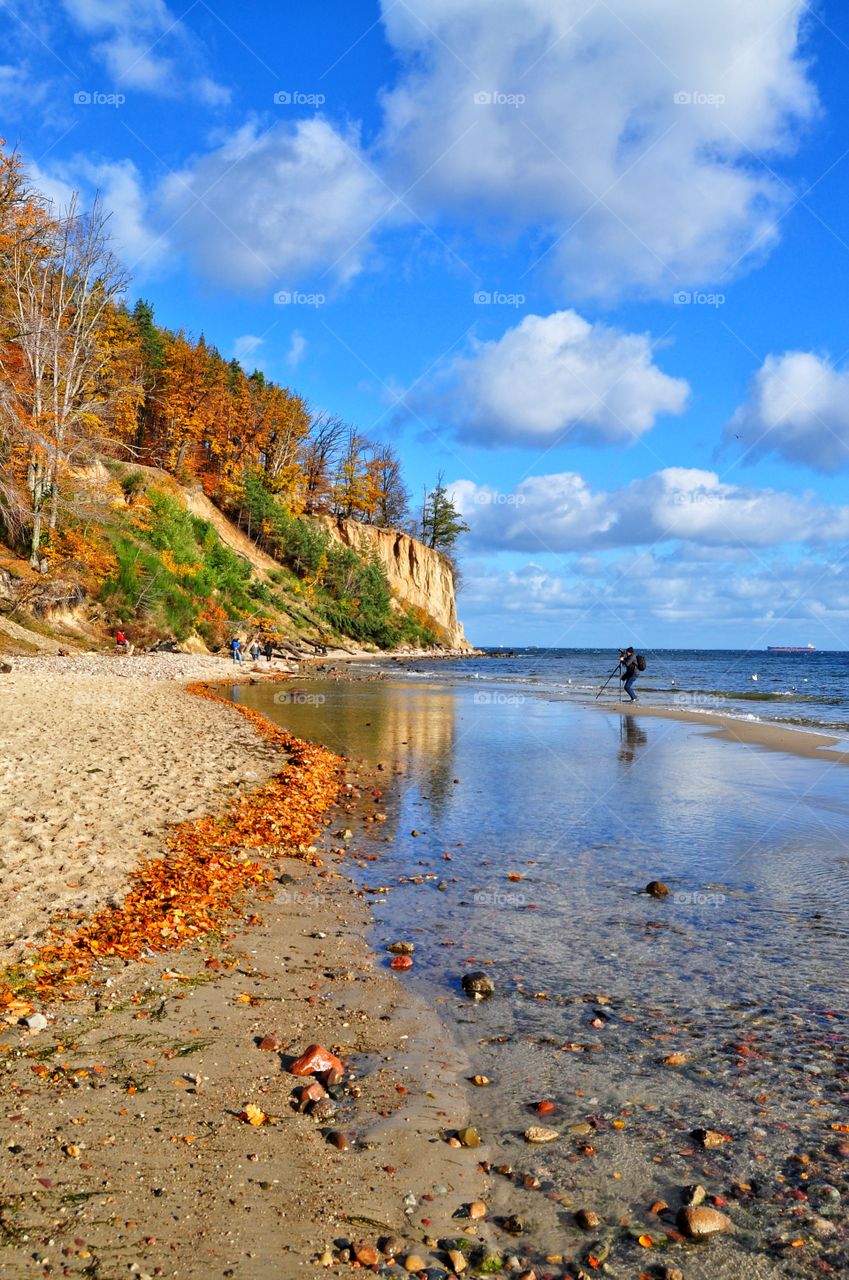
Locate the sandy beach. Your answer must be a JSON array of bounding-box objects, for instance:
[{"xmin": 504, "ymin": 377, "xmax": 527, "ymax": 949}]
[{"xmin": 0, "ymin": 660, "xmax": 492, "ymax": 1279}]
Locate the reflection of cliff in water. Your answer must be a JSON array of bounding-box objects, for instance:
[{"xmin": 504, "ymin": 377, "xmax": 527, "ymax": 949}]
[{"xmin": 232, "ymin": 678, "xmax": 458, "ymax": 820}]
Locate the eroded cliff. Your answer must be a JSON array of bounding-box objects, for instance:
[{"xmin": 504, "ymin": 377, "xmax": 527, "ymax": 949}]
[{"xmin": 315, "ymin": 516, "xmax": 471, "ymax": 650}]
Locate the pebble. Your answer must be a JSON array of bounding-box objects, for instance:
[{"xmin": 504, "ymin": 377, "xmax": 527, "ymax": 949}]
[
  {"xmin": 310, "ymin": 1099, "xmax": 337, "ymax": 1122},
  {"xmin": 24, "ymin": 1013, "xmax": 48, "ymax": 1032},
  {"xmin": 471, "ymin": 1075, "xmax": 490, "ymax": 1087},
  {"xmin": 574, "ymin": 1209, "xmax": 601, "ymax": 1229},
  {"xmin": 381, "ymin": 1237, "xmax": 405, "ymax": 1259},
  {"xmin": 524, "ymin": 1126, "xmax": 559, "ymax": 1144},
  {"xmin": 354, "ymin": 1242, "xmax": 380, "ymax": 1266},
  {"xmin": 326, "ymin": 1131, "xmax": 349, "ymax": 1151},
  {"xmin": 567, "ymin": 1122, "xmax": 592, "ymax": 1136},
  {"xmin": 447, "ymin": 1250, "xmax": 467, "ymax": 1273},
  {"xmin": 661, "ymin": 1052, "xmax": 688, "ymax": 1067},
  {"xmin": 646, "ymin": 880, "xmax": 669, "ymax": 897},
  {"xmin": 680, "ymin": 1184, "xmax": 706, "ymax": 1206},
  {"xmin": 258, "ymin": 1033, "xmax": 283, "ymax": 1051},
  {"xmin": 404, "ymin": 1255, "xmax": 426, "ymax": 1272},
  {"xmin": 501, "ymin": 1215, "xmax": 524, "ymax": 1235},
  {"xmin": 319, "ymin": 1250, "xmax": 333, "ymax": 1266},
  {"xmin": 691, "ymin": 1128, "xmax": 728, "ymax": 1149},
  {"xmin": 660, "ymin": 1268, "xmax": 684, "ymax": 1280},
  {"xmin": 462, "ymin": 972, "xmax": 494, "ymax": 998},
  {"xmin": 676, "ymin": 1205, "xmax": 733, "ymax": 1237},
  {"xmin": 387, "ymin": 941, "xmax": 415, "ymax": 954},
  {"xmin": 468, "ymin": 1201, "xmax": 487, "ymax": 1220},
  {"xmin": 459, "ymin": 1126, "xmax": 480, "ymax": 1147},
  {"xmin": 810, "ymin": 1184, "xmax": 841, "ymax": 1216}
]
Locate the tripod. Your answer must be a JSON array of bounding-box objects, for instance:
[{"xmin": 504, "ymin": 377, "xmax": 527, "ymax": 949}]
[{"xmin": 595, "ymin": 658, "xmax": 623, "ymax": 701}]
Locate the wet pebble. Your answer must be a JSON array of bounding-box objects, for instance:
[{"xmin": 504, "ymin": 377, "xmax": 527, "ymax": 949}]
[
  {"xmin": 404, "ymin": 1254, "xmax": 426, "ymax": 1272},
  {"xmin": 387, "ymin": 941, "xmax": 415, "ymax": 955},
  {"xmin": 646, "ymin": 880, "xmax": 669, "ymax": 898},
  {"xmin": 524, "ymin": 1126, "xmax": 559, "ymax": 1143},
  {"xmin": 676, "ymin": 1205, "xmax": 733, "ymax": 1237},
  {"xmin": 462, "ymin": 972, "xmax": 494, "ymax": 999},
  {"xmin": 459, "ymin": 1126, "xmax": 480, "ymax": 1148},
  {"xmin": 326, "ymin": 1131, "xmax": 349, "ymax": 1151},
  {"xmin": 381, "ymin": 1237, "xmax": 406, "ymax": 1259},
  {"xmin": 680, "ymin": 1184, "xmax": 706, "ymax": 1206},
  {"xmin": 574, "ymin": 1209, "xmax": 601, "ymax": 1230}
]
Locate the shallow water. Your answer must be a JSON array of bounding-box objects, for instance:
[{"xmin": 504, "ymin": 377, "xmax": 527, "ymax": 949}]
[{"xmin": 233, "ymin": 677, "xmax": 849, "ymax": 1278}]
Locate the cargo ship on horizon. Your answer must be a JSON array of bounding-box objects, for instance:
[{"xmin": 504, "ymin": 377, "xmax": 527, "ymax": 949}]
[{"xmin": 767, "ymin": 643, "xmax": 816, "ymax": 652}]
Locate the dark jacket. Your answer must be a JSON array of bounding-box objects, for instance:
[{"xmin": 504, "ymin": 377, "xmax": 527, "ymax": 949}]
[{"xmin": 621, "ymin": 654, "xmax": 637, "ymax": 681}]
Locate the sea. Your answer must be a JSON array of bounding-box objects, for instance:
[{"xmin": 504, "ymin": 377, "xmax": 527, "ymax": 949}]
[{"xmin": 232, "ymin": 648, "xmax": 849, "ymax": 1280}]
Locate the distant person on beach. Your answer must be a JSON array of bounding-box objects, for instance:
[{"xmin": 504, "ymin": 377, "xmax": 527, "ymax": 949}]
[
  {"xmin": 264, "ymin": 638, "xmax": 273, "ymax": 664},
  {"xmin": 115, "ymin": 628, "xmax": 133, "ymax": 656},
  {"xmin": 249, "ymin": 639, "xmax": 262, "ymax": 661},
  {"xmin": 230, "ymin": 637, "xmax": 243, "ymax": 665},
  {"xmin": 620, "ymin": 646, "xmax": 639, "ymax": 702}
]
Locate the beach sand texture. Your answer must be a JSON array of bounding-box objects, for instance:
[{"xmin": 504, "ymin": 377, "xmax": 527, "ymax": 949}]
[{"xmin": 0, "ymin": 664, "xmax": 281, "ymax": 956}]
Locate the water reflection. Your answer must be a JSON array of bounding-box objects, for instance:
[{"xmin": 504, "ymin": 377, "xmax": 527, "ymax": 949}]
[{"xmin": 617, "ymin": 713, "xmax": 648, "ymax": 767}]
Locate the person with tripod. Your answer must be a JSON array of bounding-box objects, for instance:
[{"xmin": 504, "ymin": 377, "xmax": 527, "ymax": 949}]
[{"xmin": 620, "ymin": 647, "xmax": 639, "ymax": 702}]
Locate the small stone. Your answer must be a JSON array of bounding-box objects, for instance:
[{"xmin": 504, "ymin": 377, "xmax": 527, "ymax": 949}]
[
  {"xmin": 660, "ymin": 1268, "xmax": 684, "ymax": 1280},
  {"xmin": 535, "ymin": 1100, "xmax": 555, "ymax": 1115},
  {"xmin": 462, "ymin": 972, "xmax": 494, "ymax": 999},
  {"xmin": 448, "ymin": 1248, "xmax": 467, "ymax": 1273},
  {"xmin": 649, "ymin": 1200, "xmax": 668, "ymax": 1215},
  {"xmin": 524, "ymin": 1126, "xmax": 559, "ymax": 1144},
  {"xmin": 468, "ymin": 1201, "xmax": 487, "ymax": 1220},
  {"xmin": 354, "ymin": 1242, "xmax": 380, "ymax": 1266},
  {"xmin": 404, "ymin": 1255, "xmax": 426, "ymax": 1272},
  {"xmin": 319, "ymin": 1250, "xmax": 333, "ymax": 1266},
  {"xmin": 471, "ymin": 1075, "xmax": 490, "ymax": 1087},
  {"xmin": 310, "ymin": 1098, "xmax": 337, "ymax": 1122},
  {"xmin": 661, "ymin": 1052, "xmax": 688, "ymax": 1067},
  {"xmin": 808, "ymin": 1214, "xmax": 837, "ymax": 1238},
  {"xmin": 575, "ymin": 1209, "xmax": 601, "ymax": 1230},
  {"xmin": 676, "ymin": 1205, "xmax": 733, "ymax": 1238},
  {"xmin": 258, "ymin": 1033, "xmax": 283, "ymax": 1051},
  {"xmin": 447, "ymin": 1136, "xmax": 462, "ymax": 1148},
  {"xmin": 680, "ymin": 1184, "xmax": 706, "ymax": 1206},
  {"xmin": 326, "ymin": 1131, "xmax": 349, "ymax": 1151},
  {"xmin": 810, "ymin": 1184, "xmax": 841, "ymax": 1216},
  {"xmin": 458, "ymin": 1126, "xmax": 480, "ymax": 1148},
  {"xmin": 690, "ymin": 1128, "xmax": 728, "ymax": 1150},
  {"xmin": 500, "ymin": 1215, "xmax": 524, "ymax": 1235},
  {"xmin": 381, "ymin": 1237, "xmax": 405, "ymax": 1259},
  {"xmin": 646, "ymin": 880, "xmax": 669, "ymax": 897},
  {"xmin": 24, "ymin": 1013, "xmax": 48, "ymax": 1032},
  {"xmin": 568, "ymin": 1121, "xmax": 593, "ymax": 1136},
  {"xmin": 387, "ymin": 941, "xmax": 415, "ymax": 955},
  {"xmin": 522, "ymin": 1174, "xmax": 540, "ymax": 1189}
]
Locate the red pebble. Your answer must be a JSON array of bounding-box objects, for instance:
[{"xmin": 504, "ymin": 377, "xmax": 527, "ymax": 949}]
[
  {"xmin": 536, "ymin": 1100, "xmax": 555, "ymax": 1115},
  {"xmin": 390, "ymin": 955, "xmax": 413, "ymax": 970},
  {"xmin": 289, "ymin": 1044, "xmax": 344, "ymax": 1077}
]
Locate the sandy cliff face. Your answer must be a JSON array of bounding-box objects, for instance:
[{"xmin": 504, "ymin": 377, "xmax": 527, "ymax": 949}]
[{"xmin": 315, "ymin": 516, "xmax": 471, "ymax": 650}]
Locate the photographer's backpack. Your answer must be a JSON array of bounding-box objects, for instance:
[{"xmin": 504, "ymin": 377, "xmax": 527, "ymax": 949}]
[{"xmin": 636, "ymin": 653, "xmax": 647, "ymax": 672}]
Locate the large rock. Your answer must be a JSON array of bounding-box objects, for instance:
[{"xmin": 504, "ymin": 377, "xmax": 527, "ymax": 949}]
[
  {"xmin": 676, "ymin": 1205, "xmax": 733, "ymax": 1237},
  {"xmin": 462, "ymin": 971, "xmax": 494, "ymax": 999}
]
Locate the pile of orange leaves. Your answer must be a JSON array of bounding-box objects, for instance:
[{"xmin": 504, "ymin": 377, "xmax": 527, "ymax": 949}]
[{"xmin": 0, "ymin": 681, "xmax": 343, "ymax": 1009}]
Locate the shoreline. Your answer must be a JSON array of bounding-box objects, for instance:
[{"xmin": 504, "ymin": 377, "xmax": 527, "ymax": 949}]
[{"xmin": 0, "ymin": 663, "xmax": 492, "ymax": 1278}]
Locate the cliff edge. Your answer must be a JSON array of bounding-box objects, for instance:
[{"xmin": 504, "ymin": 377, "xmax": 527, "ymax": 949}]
[{"xmin": 315, "ymin": 515, "xmax": 471, "ymax": 651}]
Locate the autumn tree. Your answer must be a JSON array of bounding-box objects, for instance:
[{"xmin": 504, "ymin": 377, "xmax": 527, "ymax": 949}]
[{"xmin": 366, "ymin": 443, "xmax": 410, "ymax": 528}]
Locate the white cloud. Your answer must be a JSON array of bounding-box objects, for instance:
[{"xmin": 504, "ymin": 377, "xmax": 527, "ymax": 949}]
[
  {"xmin": 30, "ymin": 157, "xmax": 167, "ymax": 275},
  {"xmin": 233, "ymin": 335, "xmax": 263, "ymax": 365},
  {"xmin": 419, "ymin": 309, "xmax": 688, "ymax": 446},
  {"xmin": 378, "ymin": 0, "xmax": 815, "ymax": 298},
  {"xmin": 61, "ymin": 0, "xmax": 229, "ymax": 102},
  {"xmin": 727, "ymin": 352, "xmax": 849, "ymax": 472},
  {"xmin": 158, "ymin": 119, "xmax": 391, "ymax": 290},
  {"xmin": 286, "ymin": 331, "xmax": 308, "ymax": 368},
  {"xmin": 451, "ymin": 467, "xmax": 849, "ymax": 552}
]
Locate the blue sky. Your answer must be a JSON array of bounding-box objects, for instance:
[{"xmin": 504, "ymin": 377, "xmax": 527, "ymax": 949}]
[{"xmin": 4, "ymin": 0, "xmax": 849, "ymax": 648}]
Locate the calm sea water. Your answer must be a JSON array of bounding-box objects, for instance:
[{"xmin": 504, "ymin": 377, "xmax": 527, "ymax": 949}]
[
  {"xmin": 377, "ymin": 647, "xmax": 849, "ymax": 738},
  {"xmin": 232, "ymin": 663, "xmax": 849, "ymax": 1279}
]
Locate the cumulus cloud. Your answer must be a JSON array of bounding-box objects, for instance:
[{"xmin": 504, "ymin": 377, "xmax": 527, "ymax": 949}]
[
  {"xmin": 450, "ymin": 467, "xmax": 849, "ymax": 552},
  {"xmin": 158, "ymin": 119, "xmax": 391, "ymax": 290},
  {"xmin": 29, "ymin": 156, "xmax": 167, "ymax": 275},
  {"xmin": 378, "ymin": 0, "xmax": 815, "ymax": 298},
  {"xmin": 419, "ymin": 310, "xmax": 688, "ymax": 446},
  {"xmin": 727, "ymin": 352, "xmax": 849, "ymax": 472},
  {"xmin": 62, "ymin": 0, "xmax": 229, "ymax": 103}
]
